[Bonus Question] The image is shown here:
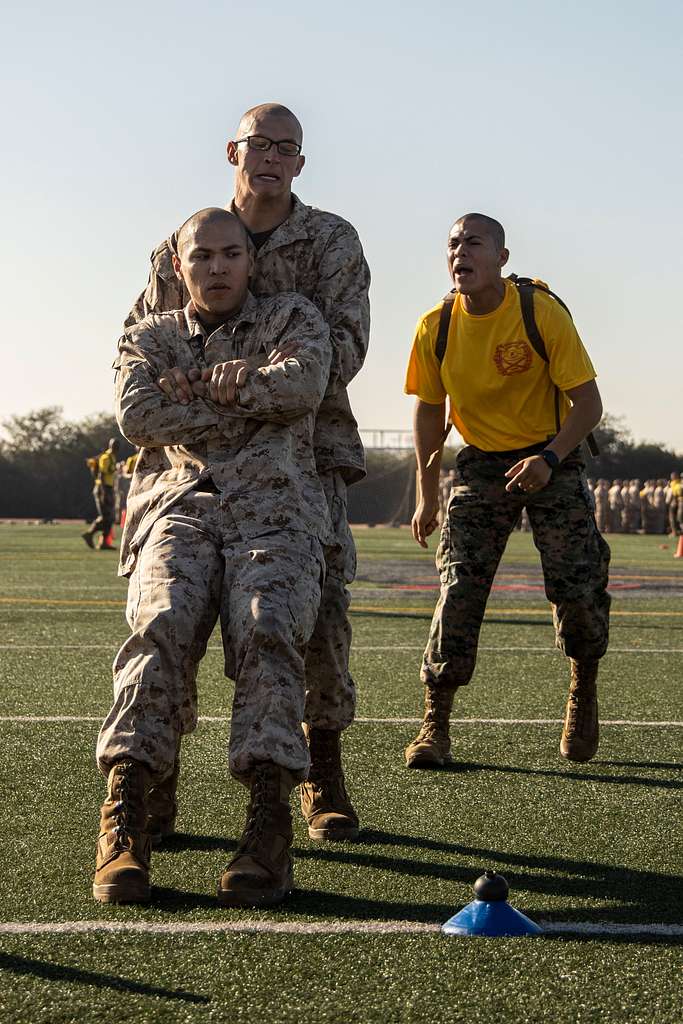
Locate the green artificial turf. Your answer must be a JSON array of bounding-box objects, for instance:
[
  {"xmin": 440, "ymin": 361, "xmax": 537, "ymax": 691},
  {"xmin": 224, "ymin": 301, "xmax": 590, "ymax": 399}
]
[{"xmin": 0, "ymin": 523, "xmax": 681, "ymax": 1023}]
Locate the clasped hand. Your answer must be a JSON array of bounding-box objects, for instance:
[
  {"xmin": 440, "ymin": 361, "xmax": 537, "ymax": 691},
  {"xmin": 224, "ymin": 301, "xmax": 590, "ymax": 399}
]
[
  {"xmin": 157, "ymin": 341, "xmax": 302, "ymax": 408},
  {"xmin": 157, "ymin": 362, "xmax": 249, "ymax": 407}
]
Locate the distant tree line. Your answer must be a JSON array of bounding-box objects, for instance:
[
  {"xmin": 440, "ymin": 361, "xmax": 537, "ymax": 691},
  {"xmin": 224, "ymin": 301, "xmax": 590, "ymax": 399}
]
[
  {"xmin": 0, "ymin": 408, "xmax": 133, "ymax": 520},
  {"xmin": 0, "ymin": 408, "xmax": 680, "ymax": 522},
  {"xmin": 347, "ymin": 414, "xmax": 682, "ymax": 524}
]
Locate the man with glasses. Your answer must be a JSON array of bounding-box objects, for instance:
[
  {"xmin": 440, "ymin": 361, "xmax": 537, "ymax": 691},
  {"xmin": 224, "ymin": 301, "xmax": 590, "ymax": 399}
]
[{"xmin": 127, "ymin": 102, "xmax": 370, "ymax": 846}]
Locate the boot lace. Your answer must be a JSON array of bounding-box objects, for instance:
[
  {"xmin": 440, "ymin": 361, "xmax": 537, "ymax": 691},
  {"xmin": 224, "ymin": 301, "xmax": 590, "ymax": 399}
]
[
  {"xmin": 111, "ymin": 764, "xmax": 134, "ymax": 851},
  {"xmin": 239, "ymin": 769, "xmax": 271, "ymax": 851},
  {"xmin": 565, "ymin": 693, "xmax": 594, "ymax": 739}
]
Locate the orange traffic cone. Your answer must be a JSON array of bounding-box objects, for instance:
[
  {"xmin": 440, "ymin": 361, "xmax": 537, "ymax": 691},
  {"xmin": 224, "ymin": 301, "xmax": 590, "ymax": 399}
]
[{"xmin": 674, "ymin": 535, "xmax": 683, "ymax": 559}]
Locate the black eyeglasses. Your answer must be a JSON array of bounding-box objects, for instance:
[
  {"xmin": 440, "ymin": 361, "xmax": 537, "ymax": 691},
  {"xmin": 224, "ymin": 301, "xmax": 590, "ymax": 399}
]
[{"xmin": 235, "ymin": 135, "xmax": 302, "ymax": 157}]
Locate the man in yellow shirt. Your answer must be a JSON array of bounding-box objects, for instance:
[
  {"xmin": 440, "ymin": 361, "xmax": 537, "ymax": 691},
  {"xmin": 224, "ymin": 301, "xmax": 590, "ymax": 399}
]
[
  {"xmin": 82, "ymin": 438, "xmax": 120, "ymax": 550},
  {"xmin": 404, "ymin": 213, "xmax": 610, "ymax": 765}
]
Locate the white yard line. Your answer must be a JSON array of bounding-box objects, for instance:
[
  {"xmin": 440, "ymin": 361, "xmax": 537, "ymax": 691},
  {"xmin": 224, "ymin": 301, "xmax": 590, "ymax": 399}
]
[
  {"xmin": 1, "ymin": 644, "xmax": 681, "ymax": 654},
  {"xmin": 1, "ymin": 716, "xmax": 681, "ymax": 727},
  {"xmin": 0, "ymin": 919, "xmax": 680, "ymax": 938}
]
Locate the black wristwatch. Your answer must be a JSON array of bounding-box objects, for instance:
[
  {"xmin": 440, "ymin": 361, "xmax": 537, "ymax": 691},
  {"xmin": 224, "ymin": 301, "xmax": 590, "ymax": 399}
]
[{"xmin": 539, "ymin": 449, "xmax": 560, "ymax": 470}]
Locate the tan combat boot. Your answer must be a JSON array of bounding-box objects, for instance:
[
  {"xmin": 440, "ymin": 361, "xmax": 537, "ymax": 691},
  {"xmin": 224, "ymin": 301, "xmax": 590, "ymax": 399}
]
[
  {"xmin": 93, "ymin": 760, "xmax": 152, "ymax": 903},
  {"xmin": 147, "ymin": 756, "xmax": 180, "ymax": 846},
  {"xmin": 560, "ymin": 659, "xmax": 599, "ymax": 762},
  {"xmin": 218, "ymin": 762, "xmax": 296, "ymax": 908},
  {"xmin": 300, "ymin": 725, "xmax": 359, "ymax": 841},
  {"xmin": 404, "ymin": 687, "xmax": 456, "ymax": 768}
]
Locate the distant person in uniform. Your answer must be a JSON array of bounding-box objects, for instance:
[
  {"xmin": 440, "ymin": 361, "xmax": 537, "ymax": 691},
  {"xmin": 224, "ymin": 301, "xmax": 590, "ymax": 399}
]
[
  {"xmin": 83, "ymin": 439, "xmax": 120, "ymax": 549},
  {"xmin": 94, "ymin": 208, "xmax": 333, "ymax": 908},
  {"xmin": 667, "ymin": 472, "xmax": 682, "ymax": 535},
  {"xmin": 404, "ymin": 212, "xmax": 610, "ymax": 768},
  {"xmin": 652, "ymin": 479, "xmax": 667, "ymax": 534},
  {"xmin": 594, "ymin": 479, "xmax": 609, "ymax": 532},
  {"xmin": 608, "ymin": 478, "xmax": 624, "ymax": 533}
]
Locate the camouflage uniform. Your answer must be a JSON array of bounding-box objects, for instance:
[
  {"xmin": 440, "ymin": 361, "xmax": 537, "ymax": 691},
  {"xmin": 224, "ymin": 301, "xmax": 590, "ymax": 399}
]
[
  {"xmin": 127, "ymin": 195, "xmax": 370, "ymax": 730},
  {"xmin": 422, "ymin": 445, "xmax": 611, "ymax": 690},
  {"xmin": 92, "ymin": 481, "xmax": 115, "ymax": 536},
  {"xmin": 96, "ymin": 292, "xmax": 333, "ymax": 782}
]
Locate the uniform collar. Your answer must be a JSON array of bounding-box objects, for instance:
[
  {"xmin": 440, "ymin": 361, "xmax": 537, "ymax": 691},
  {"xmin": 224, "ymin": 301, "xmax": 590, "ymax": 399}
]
[
  {"xmin": 229, "ymin": 193, "xmax": 311, "ymax": 253},
  {"xmin": 182, "ymin": 291, "xmax": 259, "ymax": 342}
]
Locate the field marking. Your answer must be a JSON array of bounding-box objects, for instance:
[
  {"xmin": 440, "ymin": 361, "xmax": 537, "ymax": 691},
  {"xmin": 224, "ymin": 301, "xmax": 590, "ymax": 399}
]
[
  {"xmin": 0, "ymin": 919, "xmax": 680, "ymax": 938},
  {"xmin": 1, "ymin": 644, "xmax": 681, "ymax": 655},
  {"xmin": 1, "ymin": 596, "xmax": 681, "ymax": 618},
  {"xmin": 351, "ymin": 606, "xmax": 683, "ymax": 618},
  {"xmin": 1, "ymin": 716, "xmax": 681, "ymax": 727}
]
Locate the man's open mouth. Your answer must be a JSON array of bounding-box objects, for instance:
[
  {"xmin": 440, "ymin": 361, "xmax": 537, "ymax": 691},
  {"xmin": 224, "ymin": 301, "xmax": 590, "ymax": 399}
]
[
  {"xmin": 454, "ymin": 265, "xmax": 473, "ymax": 276},
  {"xmin": 255, "ymin": 174, "xmax": 280, "ymax": 183}
]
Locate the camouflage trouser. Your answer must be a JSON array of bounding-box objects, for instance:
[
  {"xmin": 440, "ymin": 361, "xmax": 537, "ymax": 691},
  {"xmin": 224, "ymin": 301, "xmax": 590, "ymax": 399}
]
[
  {"xmin": 304, "ymin": 469, "xmax": 357, "ymax": 731},
  {"xmin": 90, "ymin": 483, "xmax": 115, "ymax": 537},
  {"xmin": 96, "ymin": 491, "xmax": 324, "ymax": 784},
  {"xmin": 422, "ymin": 445, "xmax": 611, "ymax": 689}
]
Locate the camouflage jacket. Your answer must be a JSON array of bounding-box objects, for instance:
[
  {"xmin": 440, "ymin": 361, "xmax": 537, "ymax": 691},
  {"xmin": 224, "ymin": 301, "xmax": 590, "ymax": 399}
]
[
  {"xmin": 116, "ymin": 291, "xmax": 334, "ymax": 576},
  {"xmin": 126, "ymin": 195, "xmax": 370, "ymax": 483}
]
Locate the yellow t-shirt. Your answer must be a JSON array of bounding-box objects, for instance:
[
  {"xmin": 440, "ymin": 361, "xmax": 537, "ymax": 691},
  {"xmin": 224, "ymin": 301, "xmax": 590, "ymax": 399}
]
[
  {"xmin": 98, "ymin": 450, "xmax": 117, "ymax": 487},
  {"xmin": 125, "ymin": 453, "xmax": 138, "ymax": 475},
  {"xmin": 405, "ymin": 279, "xmax": 596, "ymax": 451}
]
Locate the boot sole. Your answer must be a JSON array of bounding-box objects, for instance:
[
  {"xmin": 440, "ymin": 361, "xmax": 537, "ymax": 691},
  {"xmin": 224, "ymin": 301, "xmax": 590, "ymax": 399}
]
[
  {"xmin": 92, "ymin": 882, "xmax": 151, "ymax": 904},
  {"xmin": 216, "ymin": 884, "xmax": 292, "ymax": 908},
  {"xmin": 405, "ymin": 752, "xmax": 453, "ymax": 769},
  {"xmin": 560, "ymin": 746, "xmax": 598, "ymax": 763},
  {"xmin": 307, "ymin": 825, "xmax": 359, "ymax": 841}
]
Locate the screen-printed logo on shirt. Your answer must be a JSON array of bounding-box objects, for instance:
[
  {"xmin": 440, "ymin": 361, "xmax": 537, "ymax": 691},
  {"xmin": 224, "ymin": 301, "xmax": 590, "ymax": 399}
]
[{"xmin": 493, "ymin": 340, "xmax": 533, "ymax": 376}]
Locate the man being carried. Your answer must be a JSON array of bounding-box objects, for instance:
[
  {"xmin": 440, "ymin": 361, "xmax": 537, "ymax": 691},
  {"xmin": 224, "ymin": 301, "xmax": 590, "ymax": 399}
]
[
  {"xmin": 128, "ymin": 102, "xmax": 369, "ymax": 844},
  {"xmin": 404, "ymin": 213, "xmax": 610, "ymax": 767},
  {"xmin": 94, "ymin": 208, "xmax": 333, "ymax": 907}
]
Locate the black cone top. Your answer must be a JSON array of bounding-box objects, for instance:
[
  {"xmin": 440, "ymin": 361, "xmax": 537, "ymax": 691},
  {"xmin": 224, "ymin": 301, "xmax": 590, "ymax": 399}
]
[{"xmin": 473, "ymin": 870, "xmax": 509, "ymax": 902}]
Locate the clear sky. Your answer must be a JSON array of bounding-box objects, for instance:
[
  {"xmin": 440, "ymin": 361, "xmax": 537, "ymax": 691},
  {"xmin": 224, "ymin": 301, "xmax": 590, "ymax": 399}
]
[{"xmin": 2, "ymin": 0, "xmax": 682, "ymax": 449}]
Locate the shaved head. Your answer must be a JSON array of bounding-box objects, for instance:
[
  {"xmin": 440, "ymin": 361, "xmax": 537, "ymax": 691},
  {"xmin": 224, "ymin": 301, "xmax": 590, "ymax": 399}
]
[
  {"xmin": 236, "ymin": 102, "xmax": 303, "ymax": 145},
  {"xmin": 176, "ymin": 207, "xmax": 248, "ymax": 254},
  {"xmin": 452, "ymin": 213, "xmax": 505, "ymax": 251}
]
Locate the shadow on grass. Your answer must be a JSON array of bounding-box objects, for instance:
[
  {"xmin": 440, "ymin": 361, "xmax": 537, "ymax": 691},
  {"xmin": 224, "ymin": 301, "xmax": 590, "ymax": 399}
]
[
  {"xmin": 0, "ymin": 952, "xmax": 209, "ymax": 1004},
  {"xmin": 287, "ymin": 888, "xmax": 453, "ymax": 922},
  {"xmin": 592, "ymin": 759, "xmax": 681, "ymax": 771},
  {"xmin": 428, "ymin": 760, "xmax": 683, "ymax": 790},
  {"xmin": 151, "ymin": 886, "xmax": 222, "ymax": 912},
  {"xmin": 293, "ymin": 831, "xmax": 683, "ymax": 921},
  {"xmin": 157, "ymin": 833, "xmax": 237, "ymax": 855}
]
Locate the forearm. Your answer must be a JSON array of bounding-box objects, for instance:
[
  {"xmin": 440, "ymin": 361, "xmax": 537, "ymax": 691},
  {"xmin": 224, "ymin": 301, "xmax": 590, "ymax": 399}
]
[
  {"xmin": 414, "ymin": 399, "xmax": 447, "ymax": 506},
  {"xmin": 236, "ymin": 351, "xmax": 330, "ymax": 422},
  {"xmin": 327, "ymin": 305, "xmax": 370, "ymax": 388},
  {"xmin": 316, "ymin": 229, "xmax": 371, "ymax": 389},
  {"xmin": 545, "ymin": 380, "xmax": 603, "ymax": 462},
  {"xmin": 117, "ymin": 378, "xmax": 221, "ymax": 448}
]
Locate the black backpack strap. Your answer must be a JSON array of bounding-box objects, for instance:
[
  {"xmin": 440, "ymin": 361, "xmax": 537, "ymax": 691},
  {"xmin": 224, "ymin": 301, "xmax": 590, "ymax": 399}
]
[
  {"xmin": 435, "ymin": 290, "xmax": 456, "ymax": 364},
  {"xmin": 509, "ymin": 275, "xmax": 600, "ymax": 457},
  {"xmin": 516, "ymin": 281, "xmax": 549, "ymax": 363}
]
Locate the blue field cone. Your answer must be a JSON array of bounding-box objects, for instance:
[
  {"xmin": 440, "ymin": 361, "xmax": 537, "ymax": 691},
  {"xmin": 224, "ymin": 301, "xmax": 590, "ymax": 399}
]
[{"xmin": 442, "ymin": 870, "xmax": 542, "ymax": 937}]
